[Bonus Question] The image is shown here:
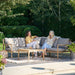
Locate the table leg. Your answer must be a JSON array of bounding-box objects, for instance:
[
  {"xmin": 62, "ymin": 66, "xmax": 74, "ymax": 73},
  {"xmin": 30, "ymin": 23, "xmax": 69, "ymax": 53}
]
[
  {"xmin": 32, "ymin": 52, "xmax": 34, "ymax": 58},
  {"xmin": 18, "ymin": 50, "xmax": 19, "ymax": 60},
  {"xmin": 28, "ymin": 51, "xmax": 30, "ymax": 60},
  {"xmin": 43, "ymin": 51, "xmax": 44, "ymax": 60}
]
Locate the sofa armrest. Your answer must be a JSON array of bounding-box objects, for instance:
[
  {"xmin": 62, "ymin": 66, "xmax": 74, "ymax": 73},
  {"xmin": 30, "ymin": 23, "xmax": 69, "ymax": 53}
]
[
  {"xmin": 57, "ymin": 44, "xmax": 68, "ymax": 47},
  {"xmin": 4, "ymin": 44, "xmax": 13, "ymax": 51},
  {"xmin": 57, "ymin": 44, "xmax": 68, "ymax": 51}
]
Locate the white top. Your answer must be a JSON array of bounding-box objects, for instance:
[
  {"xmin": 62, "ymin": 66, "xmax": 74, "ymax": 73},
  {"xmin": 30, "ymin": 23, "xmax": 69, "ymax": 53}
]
[{"xmin": 45, "ymin": 36, "xmax": 60, "ymax": 47}]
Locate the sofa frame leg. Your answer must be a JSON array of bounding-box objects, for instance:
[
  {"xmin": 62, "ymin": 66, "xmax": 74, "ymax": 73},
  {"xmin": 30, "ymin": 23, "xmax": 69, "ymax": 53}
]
[
  {"xmin": 57, "ymin": 53, "xmax": 59, "ymax": 59},
  {"xmin": 11, "ymin": 51, "xmax": 13, "ymax": 58}
]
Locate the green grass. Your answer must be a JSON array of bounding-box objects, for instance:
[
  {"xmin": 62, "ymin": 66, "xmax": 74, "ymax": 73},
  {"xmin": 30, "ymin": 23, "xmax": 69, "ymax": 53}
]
[{"xmin": 0, "ymin": 43, "xmax": 3, "ymax": 51}]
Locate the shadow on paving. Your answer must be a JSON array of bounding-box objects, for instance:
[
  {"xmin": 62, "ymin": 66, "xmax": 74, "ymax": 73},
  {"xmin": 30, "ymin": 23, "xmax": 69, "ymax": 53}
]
[
  {"xmin": 5, "ymin": 62, "xmax": 39, "ymax": 67},
  {"xmin": 57, "ymin": 73, "xmax": 75, "ymax": 75},
  {"xmin": 32, "ymin": 67, "xmax": 45, "ymax": 70},
  {"xmin": 70, "ymin": 63, "xmax": 75, "ymax": 65}
]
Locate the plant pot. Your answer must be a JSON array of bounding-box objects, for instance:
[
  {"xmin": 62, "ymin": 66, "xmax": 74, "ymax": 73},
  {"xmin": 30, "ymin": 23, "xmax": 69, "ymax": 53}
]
[{"xmin": 72, "ymin": 52, "xmax": 75, "ymax": 61}]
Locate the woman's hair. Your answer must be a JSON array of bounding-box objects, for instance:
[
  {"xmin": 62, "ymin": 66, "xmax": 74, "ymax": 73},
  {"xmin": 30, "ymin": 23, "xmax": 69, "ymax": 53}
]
[
  {"xmin": 49, "ymin": 30, "xmax": 55, "ymax": 38},
  {"xmin": 25, "ymin": 30, "xmax": 31, "ymax": 38}
]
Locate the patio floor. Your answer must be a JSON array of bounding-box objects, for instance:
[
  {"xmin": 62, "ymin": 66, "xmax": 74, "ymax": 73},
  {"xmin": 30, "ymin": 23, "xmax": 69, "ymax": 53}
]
[{"xmin": 2, "ymin": 57, "xmax": 75, "ymax": 75}]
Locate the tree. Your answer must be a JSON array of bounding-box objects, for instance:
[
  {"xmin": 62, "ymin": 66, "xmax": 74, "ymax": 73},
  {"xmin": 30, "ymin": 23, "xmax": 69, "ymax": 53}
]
[
  {"xmin": 29, "ymin": 0, "xmax": 74, "ymax": 36},
  {"xmin": 70, "ymin": 0, "xmax": 75, "ymax": 26}
]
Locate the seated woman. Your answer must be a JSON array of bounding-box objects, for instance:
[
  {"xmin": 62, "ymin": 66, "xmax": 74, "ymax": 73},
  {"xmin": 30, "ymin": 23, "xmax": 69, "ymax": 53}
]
[
  {"xmin": 25, "ymin": 31, "xmax": 38, "ymax": 56},
  {"xmin": 42, "ymin": 30, "xmax": 60, "ymax": 55}
]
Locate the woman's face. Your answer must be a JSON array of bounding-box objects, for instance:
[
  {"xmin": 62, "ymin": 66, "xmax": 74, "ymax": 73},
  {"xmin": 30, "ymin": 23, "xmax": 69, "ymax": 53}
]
[
  {"xmin": 49, "ymin": 31, "xmax": 54, "ymax": 37},
  {"xmin": 28, "ymin": 31, "xmax": 31, "ymax": 36}
]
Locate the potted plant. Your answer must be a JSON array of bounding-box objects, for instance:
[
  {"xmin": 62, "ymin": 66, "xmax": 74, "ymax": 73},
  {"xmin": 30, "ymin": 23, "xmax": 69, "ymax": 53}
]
[
  {"xmin": 68, "ymin": 43, "xmax": 75, "ymax": 60},
  {"xmin": 0, "ymin": 55, "xmax": 7, "ymax": 75}
]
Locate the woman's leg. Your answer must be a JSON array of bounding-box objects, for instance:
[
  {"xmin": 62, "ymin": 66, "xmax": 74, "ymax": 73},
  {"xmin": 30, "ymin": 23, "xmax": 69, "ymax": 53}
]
[
  {"xmin": 41, "ymin": 43, "xmax": 47, "ymax": 55},
  {"xmin": 32, "ymin": 41, "xmax": 38, "ymax": 57},
  {"xmin": 27, "ymin": 41, "xmax": 37, "ymax": 48},
  {"xmin": 41, "ymin": 43, "xmax": 51, "ymax": 56},
  {"xmin": 32, "ymin": 41, "xmax": 37, "ymax": 49},
  {"xmin": 42, "ymin": 42, "xmax": 48, "ymax": 49},
  {"xmin": 27, "ymin": 41, "xmax": 38, "ymax": 56}
]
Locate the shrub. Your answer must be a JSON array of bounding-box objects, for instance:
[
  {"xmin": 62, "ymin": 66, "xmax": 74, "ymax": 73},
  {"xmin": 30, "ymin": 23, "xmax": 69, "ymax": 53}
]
[
  {"xmin": 0, "ymin": 26, "xmax": 42, "ymax": 37},
  {"xmin": 0, "ymin": 32, "xmax": 5, "ymax": 43},
  {"xmin": 22, "ymin": 25, "xmax": 42, "ymax": 37},
  {"xmin": 68, "ymin": 43, "xmax": 75, "ymax": 52}
]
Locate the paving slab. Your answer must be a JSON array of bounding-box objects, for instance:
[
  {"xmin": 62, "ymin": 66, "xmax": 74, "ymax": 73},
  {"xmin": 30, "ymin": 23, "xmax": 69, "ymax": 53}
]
[{"xmin": 3, "ymin": 61, "xmax": 75, "ymax": 75}]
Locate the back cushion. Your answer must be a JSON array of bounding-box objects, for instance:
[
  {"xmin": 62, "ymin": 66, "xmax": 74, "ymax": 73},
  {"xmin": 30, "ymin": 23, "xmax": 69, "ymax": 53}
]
[
  {"xmin": 40, "ymin": 37, "xmax": 47, "ymax": 46},
  {"xmin": 57, "ymin": 38, "xmax": 70, "ymax": 45},
  {"xmin": 57, "ymin": 38, "xmax": 70, "ymax": 49},
  {"xmin": 5, "ymin": 38, "xmax": 16, "ymax": 48},
  {"xmin": 52, "ymin": 38, "xmax": 59, "ymax": 48},
  {"xmin": 18, "ymin": 38, "xmax": 25, "ymax": 47},
  {"xmin": 33, "ymin": 37, "xmax": 41, "ymax": 44},
  {"xmin": 12, "ymin": 38, "xmax": 19, "ymax": 46}
]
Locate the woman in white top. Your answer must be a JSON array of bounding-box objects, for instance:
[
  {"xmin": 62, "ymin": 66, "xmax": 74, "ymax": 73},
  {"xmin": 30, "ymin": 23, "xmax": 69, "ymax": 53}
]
[{"xmin": 42, "ymin": 30, "xmax": 60, "ymax": 55}]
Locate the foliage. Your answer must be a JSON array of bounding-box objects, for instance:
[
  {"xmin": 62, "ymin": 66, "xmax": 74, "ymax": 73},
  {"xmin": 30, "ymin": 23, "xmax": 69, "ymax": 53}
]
[
  {"xmin": 23, "ymin": 26, "xmax": 42, "ymax": 37},
  {"xmin": 0, "ymin": 26, "xmax": 42, "ymax": 37},
  {"xmin": 0, "ymin": 0, "xmax": 75, "ymax": 41},
  {"xmin": 0, "ymin": 55, "xmax": 7, "ymax": 69},
  {"xmin": 28, "ymin": 0, "xmax": 75, "ymax": 40},
  {"xmin": 68, "ymin": 43, "xmax": 75, "ymax": 52},
  {"xmin": 0, "ymin": 43, "xmax": 3, "ymax": 51},
  {"xmin": 0, "ymin": 32, "xmax": 5, "ymax": 43},
  {"xmin": 70, "ymin": 0, "xmax": 75, "ymax": 26}
]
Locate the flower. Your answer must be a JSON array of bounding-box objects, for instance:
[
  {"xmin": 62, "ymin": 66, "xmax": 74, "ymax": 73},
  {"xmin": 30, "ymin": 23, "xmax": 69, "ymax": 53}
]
[
  {"xmin": 0, "ymin": 55, "xmax": 7, "ymax": 69},
  {"xmin": 1, "ymin": 58, "xmax": 7, "ymax": 64}
]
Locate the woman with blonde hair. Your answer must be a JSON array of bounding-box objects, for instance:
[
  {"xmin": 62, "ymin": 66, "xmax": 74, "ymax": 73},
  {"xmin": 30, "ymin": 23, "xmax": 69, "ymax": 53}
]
[{"xmin": 42, "ymin": 30, "xmax": 60, "ymax": 55}]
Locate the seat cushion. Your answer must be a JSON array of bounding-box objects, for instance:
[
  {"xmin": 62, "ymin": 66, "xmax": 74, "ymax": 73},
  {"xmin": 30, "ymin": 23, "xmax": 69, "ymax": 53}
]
[
  {"xmin": 47, "ymin": 48, "xmax": 65, "ymax": 51},
  {"xmin": 5, "ymin": 46, "xmax": 27, "ymax": 51}
]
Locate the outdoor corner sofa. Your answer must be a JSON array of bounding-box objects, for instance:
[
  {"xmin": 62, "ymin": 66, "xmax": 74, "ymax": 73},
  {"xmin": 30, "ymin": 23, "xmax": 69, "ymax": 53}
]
[{"xmin": 3, "ymin": 37, "xmax": 72, "ymax": 59}]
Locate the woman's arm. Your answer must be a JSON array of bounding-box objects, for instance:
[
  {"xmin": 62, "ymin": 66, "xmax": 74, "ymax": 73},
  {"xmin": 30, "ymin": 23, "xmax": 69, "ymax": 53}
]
[
  {"xmin": 56, "ymin": 36, "xmax": 61, "ymax": 39},
  {"xmin": 32, "ymin": 36, "xmax": 38, "ymax": 39}
]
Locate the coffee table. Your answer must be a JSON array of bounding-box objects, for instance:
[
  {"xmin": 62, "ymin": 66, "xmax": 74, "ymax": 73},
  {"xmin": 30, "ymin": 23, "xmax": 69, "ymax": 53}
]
[{"xmin": 18, "ymin": 49, "xmax": 45, "ymax": 60}]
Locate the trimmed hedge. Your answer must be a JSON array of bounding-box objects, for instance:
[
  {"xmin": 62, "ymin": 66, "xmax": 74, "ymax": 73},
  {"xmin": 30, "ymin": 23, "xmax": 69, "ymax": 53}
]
[{"xmin": 0, "ymin": 25, "xmax": 42, "ymax": 37}]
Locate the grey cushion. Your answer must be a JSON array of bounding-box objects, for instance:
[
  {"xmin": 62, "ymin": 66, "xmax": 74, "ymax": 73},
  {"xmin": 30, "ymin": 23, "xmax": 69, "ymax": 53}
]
[
  {"xmin": 18, "ymin": 38, "xmax": 25, "ymax": 47},
  {"xmin": 33, "ymin": 37, "xmax": 41, "ymax": 44},
  {"xmin": 57, "ymin": 38, "xmax": 70, "ymax": 45},
  {"xmin": 5, "ymin": 38, "xmax": 26, "ymax": 51},
  {"xmin": 5, "ymin": 48, "xmax": 11, "ymax": 51},
  {"xmin": 12, "ymin": 38, "xmax": 19, "ymax": 46},
  {"xmin": 47, "ymin": 48, "xmax": 65, "ymax": 51},
  {"xmin": 6, "ymin": 46, "xmax": 27, "ymax": 51},
  {"xmin": 5, "ymin": 38, "xmax": 16, "ymax": 48},
  {"xmin": 33, "ymin": 37, "xmax": 41, "ymax": 48},
  {"xmin": 57, "ymin": 38, "xmax": 70, "ymax": 48},
  {"xmin": 40, "ymin": 37, "xmax": 47, "ymax": 46},
  {"xmin": 52, "ymin": 38, "xmax": 59, "ymax": 48}
]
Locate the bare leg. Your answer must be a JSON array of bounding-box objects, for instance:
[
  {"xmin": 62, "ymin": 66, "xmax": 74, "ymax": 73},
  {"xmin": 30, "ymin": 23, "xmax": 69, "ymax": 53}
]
[
  {"xmin": 44, "ymin": 48, "xmax": 47, "ymax": 55},
  {"xmin": 39, "ymin": 48, "xmax": 47, "ymax": 57}
]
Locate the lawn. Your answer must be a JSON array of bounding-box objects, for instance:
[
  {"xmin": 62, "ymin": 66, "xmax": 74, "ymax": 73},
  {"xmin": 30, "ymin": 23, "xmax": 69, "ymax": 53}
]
[{"xmin": 0, "ymin": 43, "xmax": 3, "ymax": 51}]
